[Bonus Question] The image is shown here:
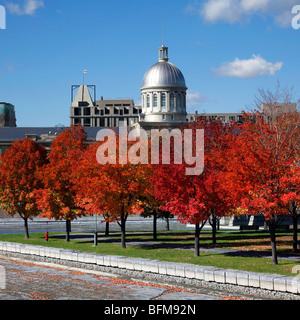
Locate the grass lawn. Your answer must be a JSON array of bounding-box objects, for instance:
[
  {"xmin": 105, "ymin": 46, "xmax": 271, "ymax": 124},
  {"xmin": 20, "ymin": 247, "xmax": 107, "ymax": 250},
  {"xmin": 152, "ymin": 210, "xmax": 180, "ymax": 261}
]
[{"xmin": 0, "ymin": 230, "xmax": 299, "ymax": 277}]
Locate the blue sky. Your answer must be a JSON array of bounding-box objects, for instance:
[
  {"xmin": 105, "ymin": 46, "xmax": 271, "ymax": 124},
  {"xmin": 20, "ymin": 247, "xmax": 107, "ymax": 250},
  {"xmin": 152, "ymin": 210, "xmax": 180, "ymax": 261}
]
[{"xmin": 0, "ymin": 0, "xmax": 300, "ymax": 127}]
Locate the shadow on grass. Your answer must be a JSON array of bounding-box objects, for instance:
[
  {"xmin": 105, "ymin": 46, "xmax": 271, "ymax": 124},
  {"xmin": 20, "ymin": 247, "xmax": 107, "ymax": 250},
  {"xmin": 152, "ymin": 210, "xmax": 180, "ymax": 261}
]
[{"xmin": 48, "ymin": 230, "xmax": 297, "ymax": 257}]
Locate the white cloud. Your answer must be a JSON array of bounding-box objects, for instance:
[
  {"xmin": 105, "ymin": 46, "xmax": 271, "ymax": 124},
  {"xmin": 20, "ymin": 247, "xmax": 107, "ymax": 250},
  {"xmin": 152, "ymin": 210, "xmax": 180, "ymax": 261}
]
[
  {"xmin": 240, "ymin": 0, "xmax": 270, "ymax": 12},
  {"xmin": 189, "ymin": 0, "xmax": 298, "ymax": 28},
  {"xmin": 212, "ymin": 55, "xmax": 283, "ymax": 79},
  {"xmin": 0, "ymin": 62, "xmax": 15, "ymax": 75},
  {"xmin": 6, "ymin": 0, "xmax": 44, "ymax": 16},
  {"xmin": 202, "ymin": 0, "xmax": 241, "ymax": 23},
  {"xmin": 187, "ymin": 90, "xmax": 208, "ymax": 110}
]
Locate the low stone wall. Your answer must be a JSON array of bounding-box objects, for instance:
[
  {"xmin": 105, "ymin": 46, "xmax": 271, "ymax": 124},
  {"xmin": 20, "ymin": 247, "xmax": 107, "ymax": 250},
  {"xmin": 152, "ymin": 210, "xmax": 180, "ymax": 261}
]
[{"xmin": 0, "ymin": 241, "xmax": 299, "ymax": 300}]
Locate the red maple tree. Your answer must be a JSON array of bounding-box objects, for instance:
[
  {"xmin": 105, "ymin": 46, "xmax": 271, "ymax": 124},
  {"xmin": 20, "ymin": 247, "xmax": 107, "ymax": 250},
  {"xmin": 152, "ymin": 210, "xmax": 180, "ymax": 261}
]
[
  {"xmin": 35, "ymin": 126, "xmax": 87, "ymax": 241},
  {"xmin": 0, "ymin": 139, "xmax": 48, "ymax": 238},
  {"xmin": 226, "ymin": 111, "xmax": 300, "ymax": 263},
  {"xmin": 75, "ymin": 134, "xmax": 151, "ymax": 248},
  {"xmin": 153, "ymin": 120, "xmax": 236, "ymax": 256}
]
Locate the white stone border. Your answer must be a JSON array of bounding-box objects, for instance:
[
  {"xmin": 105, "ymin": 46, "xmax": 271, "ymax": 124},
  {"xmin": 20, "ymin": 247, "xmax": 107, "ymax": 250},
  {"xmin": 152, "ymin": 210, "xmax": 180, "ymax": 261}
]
[{"xmin": 0, "ymin": 241, "xmax": 299, "ymax": 295}]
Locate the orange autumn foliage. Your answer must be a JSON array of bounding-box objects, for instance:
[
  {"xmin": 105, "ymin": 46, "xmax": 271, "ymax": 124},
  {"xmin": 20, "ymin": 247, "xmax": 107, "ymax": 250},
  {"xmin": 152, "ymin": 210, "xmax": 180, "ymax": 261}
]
[{"xmin": 0, "ymin": 138, "xmax": 48, "ymax": 238}]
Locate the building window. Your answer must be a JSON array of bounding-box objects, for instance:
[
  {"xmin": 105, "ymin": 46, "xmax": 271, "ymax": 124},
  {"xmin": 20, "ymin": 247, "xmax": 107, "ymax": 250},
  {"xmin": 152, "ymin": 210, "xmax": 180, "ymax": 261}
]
[
  {"xmin": 84, "ymin": 108, "xmax": 91, "ymax": 116},
  {"xmin": 147, "ymin": 95, "xmax": 150, "ymax": 108},
  {"xmin": 170, "ymin": 94, "xmax": 175, "ymax": 111},
  {"xmin": 154, "ymin": 94, "xmax": 158, "ymax": 108},
  {"xmin": 161, "ymin": 93, "xmax": 166, "ymax": 108},
  {"xmin": 74, "ymin": 108, "xmax": 81, "ymax": 116},
  {"xmin": 79, "ymin": 101, "xmax": 89, "ymax": 107},
  {"xmin": 84, "ymin": 118, "xmax": 91, "ymax": 126},
  {"xmin": 124, "ymin": 107, "xmax": 129, "ymax": 115},
  {"xmin": 176, "ymin": 94, "xmax": 181, "ymax": 111},
  {"xmin": 105, "ymin": 108, "xmax": 110, "ymax": 115}
]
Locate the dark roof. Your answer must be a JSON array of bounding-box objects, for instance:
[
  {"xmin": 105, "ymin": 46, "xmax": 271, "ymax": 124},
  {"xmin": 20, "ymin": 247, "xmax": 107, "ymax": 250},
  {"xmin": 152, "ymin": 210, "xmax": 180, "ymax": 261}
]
[{"xmin": 0, "ymin": 127, "xmax": 104, "ymax": 142}]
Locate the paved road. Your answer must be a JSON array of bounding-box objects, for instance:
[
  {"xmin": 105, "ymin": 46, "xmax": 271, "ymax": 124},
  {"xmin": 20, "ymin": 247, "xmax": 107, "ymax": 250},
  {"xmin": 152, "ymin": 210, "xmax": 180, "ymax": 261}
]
[
  {"xmin": 0, "ymin": 217, "xmax": 195, "ymax": 235},
  {"xmin": 0, "ymin": 256, "xmax": 252, "ymax": 301}
]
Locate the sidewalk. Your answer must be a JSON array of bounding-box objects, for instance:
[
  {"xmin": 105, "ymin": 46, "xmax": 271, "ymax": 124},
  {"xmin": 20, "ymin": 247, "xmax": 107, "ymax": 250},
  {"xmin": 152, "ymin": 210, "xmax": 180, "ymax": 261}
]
[{"xmin": 0, "ymin": 240, "xmax": 299, "ymax": 299}]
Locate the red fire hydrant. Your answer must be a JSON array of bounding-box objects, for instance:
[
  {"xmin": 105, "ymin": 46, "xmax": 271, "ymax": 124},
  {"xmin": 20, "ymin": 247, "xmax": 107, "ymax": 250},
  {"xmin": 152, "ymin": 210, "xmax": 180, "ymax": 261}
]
[{"xmin": 45, "ymin": 232, "xmax": 49, "ymax": 242}]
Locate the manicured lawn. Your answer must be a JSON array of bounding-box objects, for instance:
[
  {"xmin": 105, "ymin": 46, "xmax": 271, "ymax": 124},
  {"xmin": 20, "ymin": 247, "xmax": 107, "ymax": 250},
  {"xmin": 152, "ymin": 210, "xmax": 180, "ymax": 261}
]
[
  {"xmin": 0, "ymin": 230, "xmax": 298, "ymax": 277},
  {"xmin": 123, "ymin": 230, "xmax": 299, "ymax": 254}
]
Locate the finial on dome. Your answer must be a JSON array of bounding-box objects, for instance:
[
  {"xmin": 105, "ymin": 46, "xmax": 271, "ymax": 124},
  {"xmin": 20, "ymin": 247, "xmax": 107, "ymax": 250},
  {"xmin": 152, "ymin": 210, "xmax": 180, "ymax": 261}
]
[
  {"xmin": 162, "ymin": 18, "xmax": 165, "ymax": 46},
  {"xmin": 159, "ymin": 19, "xmax": 169, "ymax": 62}
]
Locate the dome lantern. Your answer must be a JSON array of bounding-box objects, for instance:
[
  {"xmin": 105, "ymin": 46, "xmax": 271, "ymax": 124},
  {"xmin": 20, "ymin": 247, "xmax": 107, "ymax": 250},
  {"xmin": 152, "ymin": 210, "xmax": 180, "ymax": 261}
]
[{"xmin": 159, "ymin": 45, "xmax": 169, "ymax": 62}]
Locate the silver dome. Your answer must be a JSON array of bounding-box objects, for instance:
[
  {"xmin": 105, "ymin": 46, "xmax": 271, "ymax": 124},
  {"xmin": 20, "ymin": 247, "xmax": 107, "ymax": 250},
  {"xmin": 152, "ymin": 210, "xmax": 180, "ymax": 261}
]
[{"xmin": 141, "ymin": 61, "xmax": 187, "ymax": 90}]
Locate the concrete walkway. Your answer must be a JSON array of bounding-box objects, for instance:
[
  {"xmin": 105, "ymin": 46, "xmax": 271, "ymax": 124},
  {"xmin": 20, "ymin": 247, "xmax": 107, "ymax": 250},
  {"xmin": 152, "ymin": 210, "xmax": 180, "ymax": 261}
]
[
  {"xmin": 0, "ymin": 256, "xmax": 226, "ymax": 300},
  {"xmin": 0, "ymin": 241, "xmax": 300, "ymax": 299}
]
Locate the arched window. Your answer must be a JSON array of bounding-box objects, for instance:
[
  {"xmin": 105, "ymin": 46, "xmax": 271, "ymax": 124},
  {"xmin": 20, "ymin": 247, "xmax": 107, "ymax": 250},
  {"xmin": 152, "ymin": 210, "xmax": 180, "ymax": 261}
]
[
  {"xmin": 183, "ymin": 93, "xmax": 186, "ymax": 111},
  {"xmin": 170, "ymin": 94, "xmax": 175, "ymax": 111},
  {"xmin": 161, "ymin": 93, "xmax": 166, "ymax": 109},
  {"xmin": 154, "ymin": 94, "xmax": 158, "ymax": 108},
  {"xmin": 176, "ymin": 94, "xmax": 181, "ymax": 111}
]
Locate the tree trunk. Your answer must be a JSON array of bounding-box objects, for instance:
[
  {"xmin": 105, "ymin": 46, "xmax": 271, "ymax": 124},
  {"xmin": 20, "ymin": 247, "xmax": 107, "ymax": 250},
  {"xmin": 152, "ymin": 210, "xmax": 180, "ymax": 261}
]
[
  {"xmin": 105, "ymin": 221, "xmax": 110, "ymax": 237},
  {"xmin": 292, "ymin": 204, "xmax": 299, "ymax": 252},
  {"xmin": 210, "ymin": 215, "xmax": 217, "ymax": 246},
  {"xmin": 23, "ymin": 217, "xmax": 29, "ymax": 239},
  {"xmin": 166, "ymin": 216, "xmax": 170, "ymax": 231},
  {"xmin": 268, "ymin": 220, "xmax": 278, "ymax": 265},
  {"xmin": 120, "ymin": 208, "xmax": 127, "ymax": 249},
  {"xmin": 153, "ymin": 211, "xmax": 157, "ymax": 241},
  {"xmin": 194, "ymin": 223, "xmax": 200, "ymax": 257},
  {"xmin": 66, "ymin": 220, "xmax": 71, "ymax": 242}
]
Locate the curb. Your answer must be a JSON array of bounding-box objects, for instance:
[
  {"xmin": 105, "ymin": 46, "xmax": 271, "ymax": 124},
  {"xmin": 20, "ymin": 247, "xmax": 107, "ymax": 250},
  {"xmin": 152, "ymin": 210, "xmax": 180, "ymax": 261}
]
[{"xmin": 0, "ymin": 241, "xmax": 299, "ymax": 297}]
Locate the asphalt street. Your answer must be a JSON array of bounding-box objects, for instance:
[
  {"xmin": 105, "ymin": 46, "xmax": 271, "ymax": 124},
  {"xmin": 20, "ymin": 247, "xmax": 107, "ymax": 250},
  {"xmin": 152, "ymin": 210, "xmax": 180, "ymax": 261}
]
[{"xmin": 0, "ymin": 216, "xmax": 193, "ymax": 235}]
